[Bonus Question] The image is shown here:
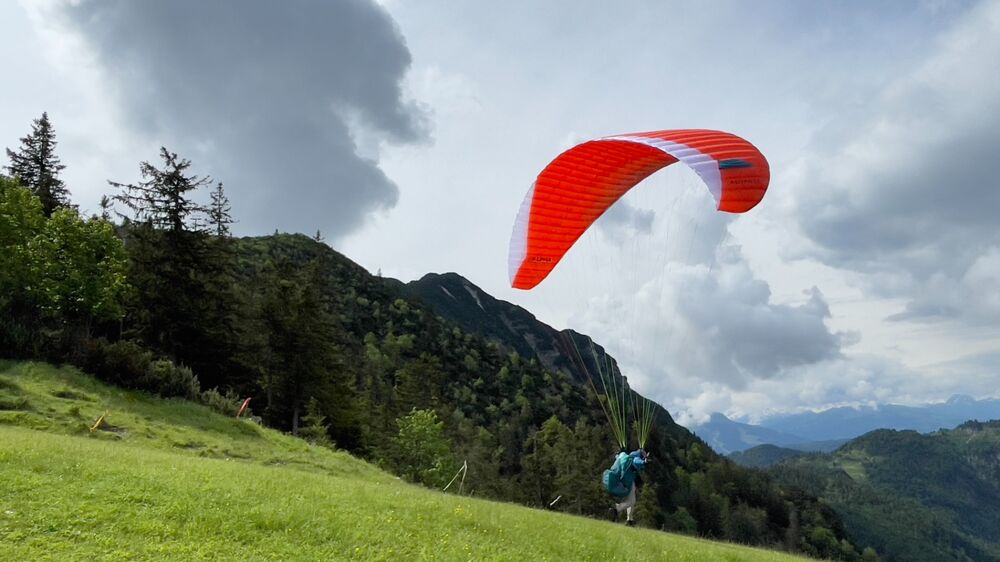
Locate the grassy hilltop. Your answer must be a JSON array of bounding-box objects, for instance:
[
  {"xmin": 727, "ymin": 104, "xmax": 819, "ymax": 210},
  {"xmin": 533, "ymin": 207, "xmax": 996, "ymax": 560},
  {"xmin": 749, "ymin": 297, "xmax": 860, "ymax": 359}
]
[{"xmin": 0, "ymin": 361, "xmax": 807, "ymax": 561}]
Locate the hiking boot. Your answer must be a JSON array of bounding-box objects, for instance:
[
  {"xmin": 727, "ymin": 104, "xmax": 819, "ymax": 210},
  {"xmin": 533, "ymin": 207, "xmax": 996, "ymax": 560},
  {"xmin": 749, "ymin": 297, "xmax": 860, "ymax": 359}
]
[
  {"xmin": 607, "ymin": 508, "xmax": 617, "ymax": 522},
  {"xmin": 625, "ymin": 519, "xmax": 636, "ymax": 527}
]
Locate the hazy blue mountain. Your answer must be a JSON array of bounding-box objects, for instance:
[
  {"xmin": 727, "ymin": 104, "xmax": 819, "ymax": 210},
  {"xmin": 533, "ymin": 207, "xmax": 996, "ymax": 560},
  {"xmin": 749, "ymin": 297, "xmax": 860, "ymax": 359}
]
[
  {"xmin": 759, "ymin": 395, "xmax": 1000, "ymax": 441},
  {"xmin": 692, "ymin": 394, "xmax": 1000, "ymax": 454},
  {"xmin": 689, "ymin": 412, "xmax": 810, "ymax": 455}
]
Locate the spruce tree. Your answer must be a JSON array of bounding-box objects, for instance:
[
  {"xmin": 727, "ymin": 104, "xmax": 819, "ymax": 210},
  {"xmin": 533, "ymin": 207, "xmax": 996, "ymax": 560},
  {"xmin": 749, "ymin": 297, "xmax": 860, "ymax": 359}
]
[
  {"xmin": 108, "ymin": 148, "xmax": 222, "ymax": 380},
  {"xmin": 5, "ymin": 112, "xmax": 70, "ymax": 217},
  {"xmin": 208, "ymin": 182, "xmax": 233, "ymax": 237},
  {"xmin": 110, "ymin": 147, "xmax": 210, "ymax": 234}
]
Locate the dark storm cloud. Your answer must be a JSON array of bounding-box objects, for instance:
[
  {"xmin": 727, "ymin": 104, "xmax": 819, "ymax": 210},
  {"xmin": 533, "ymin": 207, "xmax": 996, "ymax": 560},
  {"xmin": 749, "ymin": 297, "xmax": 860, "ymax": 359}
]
[
  {"xmin": 57, "ymin": 0, "xmax": 428, "ymax": 238},
  {"xmin": 790, "ymin": 1, "xmax": 1000, "ymax": 324}
]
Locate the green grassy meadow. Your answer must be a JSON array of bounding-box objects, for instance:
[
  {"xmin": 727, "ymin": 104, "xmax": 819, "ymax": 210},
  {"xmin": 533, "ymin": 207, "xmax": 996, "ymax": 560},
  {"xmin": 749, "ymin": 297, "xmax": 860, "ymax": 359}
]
[{"xmin": 0, "ymin": 361, "xmax": 807, "ymax": 561}]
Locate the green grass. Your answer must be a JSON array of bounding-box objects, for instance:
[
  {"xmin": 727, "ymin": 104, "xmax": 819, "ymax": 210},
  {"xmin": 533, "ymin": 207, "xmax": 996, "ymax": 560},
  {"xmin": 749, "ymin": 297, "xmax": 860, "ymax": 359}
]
[
  {"xmin": 0, "ymin": 361, "xmax": 808, "ymax": 561},
  {"xmin": 835, "ymin": 449, "xmax": 871, "ymax": 483}
]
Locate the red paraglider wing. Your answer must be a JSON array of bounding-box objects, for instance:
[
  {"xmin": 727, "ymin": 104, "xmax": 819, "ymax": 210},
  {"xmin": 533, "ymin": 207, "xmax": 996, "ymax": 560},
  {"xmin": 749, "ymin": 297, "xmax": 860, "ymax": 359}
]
[{"xmin": 508, "ymin": 129, "xmax": 769, "ymax": 290}]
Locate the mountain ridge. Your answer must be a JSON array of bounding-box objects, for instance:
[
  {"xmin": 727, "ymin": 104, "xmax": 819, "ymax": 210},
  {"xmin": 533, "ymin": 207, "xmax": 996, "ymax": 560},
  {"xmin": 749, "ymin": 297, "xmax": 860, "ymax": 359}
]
[
  {"xmin": 768, "ymin": 420, "xmax": 1000, "ymax": 561},
  {"xmin": 691, "ymin": 411, "xmax": 848, "ymax": 454},
  {"xmin": 692, "ymin": 394, "xmax": 1000, "ymax": 454},
  {"xmin": 759, "ymin": 397, "xmax": 1000, "ymax": 441}
]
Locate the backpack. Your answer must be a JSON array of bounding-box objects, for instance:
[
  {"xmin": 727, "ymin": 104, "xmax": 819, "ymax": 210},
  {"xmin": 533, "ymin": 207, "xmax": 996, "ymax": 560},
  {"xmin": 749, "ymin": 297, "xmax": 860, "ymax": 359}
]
[{"xmin": 602, "ymin": 452, "xmax": 633, "ymax": 497}]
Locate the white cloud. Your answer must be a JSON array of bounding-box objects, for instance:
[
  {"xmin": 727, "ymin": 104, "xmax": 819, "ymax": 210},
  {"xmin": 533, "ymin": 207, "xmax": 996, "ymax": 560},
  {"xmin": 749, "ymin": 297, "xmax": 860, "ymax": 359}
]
[{"xmin": 788, "ymin": 0, "xmax": 1000, "ymax": 326}]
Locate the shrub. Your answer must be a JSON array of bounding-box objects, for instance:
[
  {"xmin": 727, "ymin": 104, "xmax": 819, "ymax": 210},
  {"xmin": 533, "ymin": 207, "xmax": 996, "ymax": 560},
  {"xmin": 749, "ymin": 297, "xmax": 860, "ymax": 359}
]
[
  {"xmin": 668, "ymin": 507, "xmax": 699, "ymax": 535},
  {"xmin": 0, "ymin": 396, "xmax": 30, "ymax": 411},
  {"xmin": 0, "ymin": 317, "xmax": 42, "ymax": 359},
  {"xmin": 81, "ymin": 338, "xmax": 153, "ymax": 387},
  {"xmin": 141, "ymin": 360, "xmax": 200, "ymax": 400},
  {"xmin": 383, "ymin": 408, "xmax": 457, "ymax": 488},
  {"xmin": 80, "ymin": 338, "xmax": 199, "ymax": 399},
  {"xmin": 299, "ymin": 397, "xmax": 334, "ymax": 448},
  {"xmin": 200, "ymin": 387, "xmax": 243, "ymax": 416}
]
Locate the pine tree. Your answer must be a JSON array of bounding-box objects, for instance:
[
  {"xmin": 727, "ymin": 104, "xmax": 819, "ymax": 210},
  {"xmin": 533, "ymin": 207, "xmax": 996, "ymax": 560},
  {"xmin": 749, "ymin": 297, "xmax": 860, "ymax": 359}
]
[
  {"xmin": 110, "ymin": 147, "xmax": 210, "ymax": 233},
  {"xmin": 208, "ymin": 182, "xmax": 233, "ymax": 237},
  {"xmin": 98, "ymin": 195, "xmax": 112, "ymax": 221},
  {"xmin": 5, "ymin": 112, "xmax": 70, "ymax": 217},
  {"xmin": 107, "ymin": 148, "xmax": 221, "ymax": 377},
  {"xmin": 299, "ymin": 397, "xmax": 334, "ymax": 447},
  {"xmin": 260, "ymin": 258, "xmax": 350, "ymax": 436}
]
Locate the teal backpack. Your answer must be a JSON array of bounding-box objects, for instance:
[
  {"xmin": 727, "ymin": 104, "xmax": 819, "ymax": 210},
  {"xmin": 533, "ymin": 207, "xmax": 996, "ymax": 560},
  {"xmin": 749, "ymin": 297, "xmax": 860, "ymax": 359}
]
[{"xmin": 602, "ymin": 452, "xmax": 632, "ymax": 497}]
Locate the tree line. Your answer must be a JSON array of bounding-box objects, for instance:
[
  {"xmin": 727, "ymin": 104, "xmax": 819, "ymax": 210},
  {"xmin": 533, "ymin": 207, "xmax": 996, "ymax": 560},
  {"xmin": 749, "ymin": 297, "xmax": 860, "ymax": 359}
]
[{"xmin": 0, "ymin": 113, "xmax": 877, "ymax": 560}]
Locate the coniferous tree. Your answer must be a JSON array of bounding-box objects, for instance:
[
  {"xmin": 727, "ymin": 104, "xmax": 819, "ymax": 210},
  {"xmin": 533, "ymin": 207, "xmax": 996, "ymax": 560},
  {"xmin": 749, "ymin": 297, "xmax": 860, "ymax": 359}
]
[
  {"xmin": 260, "ymin": 257, "xmax": 354, "ymax": 437},
  {"xmin": 108, "ymin": 148, "xmax": 222, "ymax": 380},
  {"xmin": 98, "ymin": 195, "xmax": 112, "ymax": 221},
  {"xmin": 208, "ymin": 182, "xmax": 233, "ymax": 237},
  {"xmin": 110, "ymin": 147, "xmax": 210, "ymax": 234},
  {"xmin": 299, "ymin": 397, "xmax": 334, "ymax": 447},
  {"xmin": 5, "ymin": 112, "xmax": 70, "ymax": 217},
  {"xmin": 199, "ymin": 180, "xmax": 242, "ymax": 386}
]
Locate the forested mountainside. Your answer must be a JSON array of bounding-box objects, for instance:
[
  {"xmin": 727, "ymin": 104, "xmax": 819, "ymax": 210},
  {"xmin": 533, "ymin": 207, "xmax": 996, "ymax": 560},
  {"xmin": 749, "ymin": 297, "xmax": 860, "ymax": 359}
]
[
  {"xmin": 401, "ymin": 272, "xmax": 605, "ymax": 386},
  {"xmin": 730, "ymin": 445, "xmax": 810, "ymax": 469},
  {"xmin": 221, "ymin": 233, "xmax": 862, "ymax": 558},
  {"xmin": 768, "ymin": 421, "xmax": 1000, "ymax": 561}
]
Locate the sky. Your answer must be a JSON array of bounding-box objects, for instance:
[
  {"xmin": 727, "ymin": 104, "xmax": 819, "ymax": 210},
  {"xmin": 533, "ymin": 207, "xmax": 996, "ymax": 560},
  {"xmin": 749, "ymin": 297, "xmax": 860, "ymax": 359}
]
[{"xmin": 2, "ymin": 0, "xmax": 998, "ymax": 425}]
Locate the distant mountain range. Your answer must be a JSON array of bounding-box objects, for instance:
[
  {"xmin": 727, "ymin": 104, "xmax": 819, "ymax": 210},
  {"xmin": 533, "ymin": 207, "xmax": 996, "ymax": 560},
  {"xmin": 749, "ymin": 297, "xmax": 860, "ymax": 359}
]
[
  {"xmin": 690, "ymin": 412, "xmax": 847, "ymax": 455},
  {"xmin": 691, "ymin": 395, "xmax": 1000, "ymax": 454},
  {"xmin": 758, "ymin": 394, "xmax": 1000, "ymax": 441}
]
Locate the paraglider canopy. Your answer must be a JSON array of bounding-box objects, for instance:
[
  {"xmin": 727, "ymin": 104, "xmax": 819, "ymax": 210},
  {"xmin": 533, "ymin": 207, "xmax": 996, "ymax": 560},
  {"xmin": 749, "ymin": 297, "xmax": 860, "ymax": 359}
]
[{"xmin": 508, "ymin": 129, "xmax": 770, "ymax": 290}]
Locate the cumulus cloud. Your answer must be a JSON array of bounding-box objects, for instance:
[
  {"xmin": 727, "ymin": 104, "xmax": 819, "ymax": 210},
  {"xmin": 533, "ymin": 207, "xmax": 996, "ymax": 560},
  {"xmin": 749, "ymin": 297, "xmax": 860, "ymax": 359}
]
[
  {"xmin": 566, "ymin": 176, "xmax": 845, "ymax": 416},
  {"xmin": 595, "ymin": 199, "xmax": 655, "ymax": 239},
  {"xmin": 788, "ymin": 0, "xmax": 1000, "ymax": 325},
  {"xmin": 49, "ymin": 0, "xmax": 428, "ymax": 238},
  {"xmin": 922, "ymin": 348, "xmax": 999, "ymax": 383},
  {"xmin": 588, "ymin": 247, "xmax": 843, "ymax": 393},
  {"xmin": 666, "ymin": 347, "xmax": 1000, "ymax": 426}
]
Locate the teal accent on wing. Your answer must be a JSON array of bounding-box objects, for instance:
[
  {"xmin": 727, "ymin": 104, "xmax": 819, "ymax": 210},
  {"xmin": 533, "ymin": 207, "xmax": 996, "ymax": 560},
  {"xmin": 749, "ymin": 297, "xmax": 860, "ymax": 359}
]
[{"xmin": 719, "ymin": 159, "xmax": 752, "ymax": 169}]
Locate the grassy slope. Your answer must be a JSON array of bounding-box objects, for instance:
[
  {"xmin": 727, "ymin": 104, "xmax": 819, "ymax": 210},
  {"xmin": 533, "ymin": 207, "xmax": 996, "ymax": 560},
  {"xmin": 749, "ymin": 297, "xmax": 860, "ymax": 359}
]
[{"xmin": 0, "ymin": 361, "xmax": 806, "ymax": 561}]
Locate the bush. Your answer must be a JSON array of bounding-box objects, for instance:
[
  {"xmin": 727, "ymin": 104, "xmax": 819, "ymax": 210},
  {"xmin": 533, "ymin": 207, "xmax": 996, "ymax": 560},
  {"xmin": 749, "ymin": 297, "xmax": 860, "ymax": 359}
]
[
  {"xmin": 0, "ymin": 396, "xmax": 30, "ymax": 411},
  {"xmin": 200, "ymin": 387, "xmax": 243, "ymax": 416},
  {"xmin": 141, "ymin": 359, "xmax": 200, "ymax": 400},
  {"xmin": 668, "ymin": 507, "xmax": 698, "ymax": 535},
  {"xmin": 80, "ymin": 338, "xmax": 199, "ymax": 399},
  {"xmin": 383, "ymin": 408, "xmax": 457, "ymax": 488},
  {"xmin": 299, "ymin": 397, "xmax": 334, "ymax": 448},
  {"xmin": 0, "ymin": 317, "xmax": 42, "ymax": 359},
  {"xmin": 81, "ymin": 339, "xmax": 153, "ymax": 387}
]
